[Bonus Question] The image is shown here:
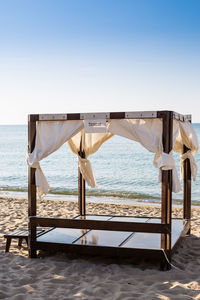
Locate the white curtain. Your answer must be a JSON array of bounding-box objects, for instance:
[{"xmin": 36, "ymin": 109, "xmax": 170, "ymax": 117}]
[
  {"xmin": 27, "ymin": 120, "xmax": 84, "ymax": 198},
  {"xmin": 173, "ymin": 120, "xmax": 199, "ymax": 181},
  {"xmin": 108, "ymin": 118, "xmax": 181, "ymax": 193},
  {"xmin": 27, "ymin": 117, "xmax": 198, "ymax": 199},
  {"xmin": 68, "ymin": 124, "xmax": 113, "ymax": 187}
]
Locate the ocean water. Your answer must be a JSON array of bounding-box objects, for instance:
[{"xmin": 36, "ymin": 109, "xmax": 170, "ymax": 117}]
[{"xmin": 0, "ymin": 124, "xmax": 199, "ymax": 205}]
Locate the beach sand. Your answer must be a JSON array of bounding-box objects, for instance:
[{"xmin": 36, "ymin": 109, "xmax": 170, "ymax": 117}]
[{"xmin": 0, "ymin": 197, "xmax": 200, "ymax": 300}]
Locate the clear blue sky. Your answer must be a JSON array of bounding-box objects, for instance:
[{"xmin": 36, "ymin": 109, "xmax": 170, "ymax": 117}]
[{"xmin": 0, "ymin": 0, "xmax": 200, "ymax": 124}]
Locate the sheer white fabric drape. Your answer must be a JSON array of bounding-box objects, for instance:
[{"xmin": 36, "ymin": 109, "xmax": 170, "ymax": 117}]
[
  {"xmin": 27, "ymin": 120, "xmax": 84, "ymax": 198},
  {"xmin": 27, "ymin": 117, "xmax": 198, "ymax": 199},
  {"xmin": 173, "ymin": 120, "xmax": 198, "ymax": 181},
  {"xmin": 108, "ymin": 118, "xmax": 181, "ymax": 193},
  {"xmin": 68, "ymin": 126, "xmax": 113, "ymax": 187}
]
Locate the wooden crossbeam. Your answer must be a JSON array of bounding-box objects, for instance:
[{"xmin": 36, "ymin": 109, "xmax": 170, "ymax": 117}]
[
  {"xmin": 29, "ymin": 216, "xmax": 170, "ymax": 234},
  {"xmin": 28, "ymin": 110, "xmax": 191, "ymax": 122}
]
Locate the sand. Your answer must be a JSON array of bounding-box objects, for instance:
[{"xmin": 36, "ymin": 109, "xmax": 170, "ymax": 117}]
[{"xmin": 0, "ymin": 197, "xmax": 200, "ymax": 300}]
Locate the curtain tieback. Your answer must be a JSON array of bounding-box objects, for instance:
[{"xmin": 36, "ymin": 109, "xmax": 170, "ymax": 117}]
[
  {"xmin": 154, "ymin": 151, "xmax": 181, "ymax": 193},
  {"xmin": 78, "ymin": 156, "xmax": 97, "ymax": 188},
  {"xmin": 27, "ymin": 156, "xmax": 50, "ymax": 199},
  {"xmin": 181, "ymin": 150, "xmax": 197, "ymax": 181}
]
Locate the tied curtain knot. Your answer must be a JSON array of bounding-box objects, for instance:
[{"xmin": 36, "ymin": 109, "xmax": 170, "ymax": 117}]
[
  {"xmin": 78, "ymin": 156, "xmax": 97, "ymax": 188},
  {"xmin": 154, "ymin": 151, "xmax": 181, "ymax": 193},
  {"xmin": 27, "ymin": 157, "xmax": 50, "ymax": 199},
  {"xmin": 181, "ymin": 150, "xmax": 197, "ymax": 181},
  {"xmin": 28, "ymin": 161, "xmax": 40, "ymax": 169}
]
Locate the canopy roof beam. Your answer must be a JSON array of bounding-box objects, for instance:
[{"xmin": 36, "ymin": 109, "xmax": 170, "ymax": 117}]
[{"xmin": 28, "ymin": 110, "xmax": 191, "ymax": 122}]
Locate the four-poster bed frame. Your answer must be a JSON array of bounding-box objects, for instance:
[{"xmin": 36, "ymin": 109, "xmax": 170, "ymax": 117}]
[{"xmin": 28, "ymin": 111, "xmax": 192, "ymax": 270}]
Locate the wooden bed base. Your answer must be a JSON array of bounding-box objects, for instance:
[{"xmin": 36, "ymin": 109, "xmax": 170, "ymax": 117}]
[{"xmin": 28, "ymin": 111, "xmax": 192, "ymax": 270}]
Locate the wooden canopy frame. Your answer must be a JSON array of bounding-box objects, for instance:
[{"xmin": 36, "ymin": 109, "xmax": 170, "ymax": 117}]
[{"xmin": 28, "ymin": 110, "xmax": 192, "ymax": 270}]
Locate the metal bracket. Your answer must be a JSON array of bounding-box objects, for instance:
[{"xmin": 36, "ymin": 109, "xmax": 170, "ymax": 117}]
[
  {"xmin": 80, "ymin": 113, "xmax": 110, "ymax": 120},
  {"xmin": 125, "ymin": 111, "xmax": 157, "ymax": 119},
  {"xmin": 39, "ymin": 114, "xmax": 67, "ymax": 121}
]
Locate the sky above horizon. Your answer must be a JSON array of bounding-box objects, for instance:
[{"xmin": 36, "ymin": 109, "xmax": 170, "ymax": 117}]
[{"xmin": 0, "ymin": 0, "xmax": 200, "ymax": 124}]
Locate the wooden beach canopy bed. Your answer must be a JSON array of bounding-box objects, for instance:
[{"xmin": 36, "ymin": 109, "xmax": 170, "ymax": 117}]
[{"xmin": 27, "ymin": 110, "xmax": 198, "ymax": 270}]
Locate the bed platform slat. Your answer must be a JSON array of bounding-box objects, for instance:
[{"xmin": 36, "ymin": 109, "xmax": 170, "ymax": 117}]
[{"xmin": 33, "ymin": 215, "xmax": 187, "ymax": 264}]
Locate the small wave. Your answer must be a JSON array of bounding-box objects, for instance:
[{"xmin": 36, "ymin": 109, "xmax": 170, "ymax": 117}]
[
  {"xmin": 0, "ymin": 186, "xmax": 159, "ymax": 200},
  {"xmin": 0, "ymin": 186, "xmax": 160, "ymax": 200},
  {"xmin": 0, "ymin": 187, "xmax": 27, "ymax": 192},
  {"xmin": 47, "ymin": 188, "xmax": 161, "ymax": 200},
  {"xmin": 1, "ymin": 186, "xmax": 200, "ymax": 206}
]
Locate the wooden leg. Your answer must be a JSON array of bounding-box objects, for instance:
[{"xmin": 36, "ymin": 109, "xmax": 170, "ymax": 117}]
[
  {"xmin": 28, "ymin": 241, "xmax": 37, "ymax": 258},
  {"xmin": 159, "ymin": 111, "xmax": 173, "ymax": 271},
  {"xmin": 28, "ymin": 117, "xmax": 37, "ymax": 258},
  {"xmin": 28, "ymin": 221, "xmax": 37, "ymax": 258},
  {"xmin": 78, "ymin": 137, "xmax": 86, "ymax": 216},
  {"xmin": 183, "ymin": 146, "xmax": 191, "ymax": 235},
  {"xmin": 78, "ymin": 168, "xmax": 86, "ymax": 216},
  {"xmin": 18, "ymin": 237, "xmax": 23, "ymax": 247},
  {"xmin": 5, "ymin": 238, "xmax": 12, "ymax": 253}
]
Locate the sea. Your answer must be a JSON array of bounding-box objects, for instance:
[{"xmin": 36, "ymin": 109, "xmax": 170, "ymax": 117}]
[{"xmin": 0, "ymin": 124, "xmax": 200, "ymax": 206}]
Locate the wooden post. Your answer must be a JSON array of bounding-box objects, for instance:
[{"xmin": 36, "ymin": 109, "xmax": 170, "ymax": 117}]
[
  {"xmin": 28, "ymin": 115, "xmax": 37, "ymax": 258},
  {"xmin": 78, "ymin": 136, "xmax": 86, "ymax": 216},
  {"xmin": 183, "ymin": 145, "xmax": 191, "ymax": 234},
  {"xmin": 158, "ymin": 111, "xmax": 173, "ymax": 270}
]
